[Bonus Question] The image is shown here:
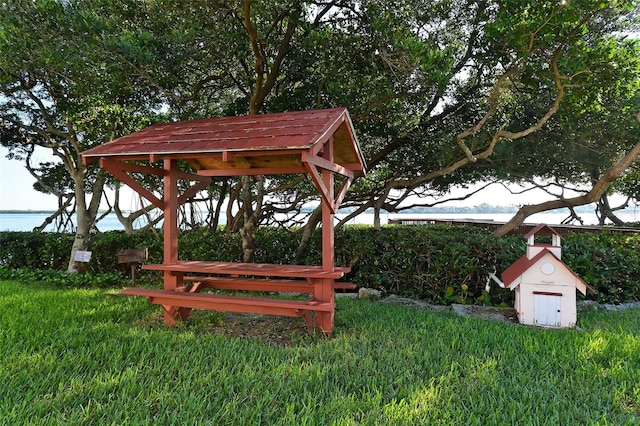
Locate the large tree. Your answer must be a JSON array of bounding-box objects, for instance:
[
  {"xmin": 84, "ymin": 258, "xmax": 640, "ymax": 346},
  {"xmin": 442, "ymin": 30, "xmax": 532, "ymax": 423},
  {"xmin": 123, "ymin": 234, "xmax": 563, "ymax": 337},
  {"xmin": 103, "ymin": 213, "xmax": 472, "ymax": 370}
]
[
  {"xmin": 2, "ymin": 0, "xmax": 638, "ymax": 272},
  {"xmin": 0, "ymin": 0, "xmax": 165, "ymax": 271}
]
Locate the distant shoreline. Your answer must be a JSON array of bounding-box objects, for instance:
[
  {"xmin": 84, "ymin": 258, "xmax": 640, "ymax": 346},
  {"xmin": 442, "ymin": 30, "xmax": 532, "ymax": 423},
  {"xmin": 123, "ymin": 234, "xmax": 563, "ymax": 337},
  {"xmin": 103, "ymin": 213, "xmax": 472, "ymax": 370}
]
[
  {"xmin": 2, "ymin": 204, "xmax": 638, "ymax": 215},
  {"xmin": 0, "ymin": 210, "xmax": 117, "ymax": 214},
  {"xmin": 0, "ymin": 210, "xmax": 57, "ymax": 214},
  {"xmin": 2, "ymin": 209, "xmax": 638, "ymax": 232}
]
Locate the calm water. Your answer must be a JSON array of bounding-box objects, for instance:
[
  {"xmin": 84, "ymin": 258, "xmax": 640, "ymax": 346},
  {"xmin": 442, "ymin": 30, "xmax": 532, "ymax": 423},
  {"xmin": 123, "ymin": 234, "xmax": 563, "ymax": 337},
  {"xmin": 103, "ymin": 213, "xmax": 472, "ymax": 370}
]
[{"xmin": 1, "ymin": 210, "xmax": 638, "ymax": 232}]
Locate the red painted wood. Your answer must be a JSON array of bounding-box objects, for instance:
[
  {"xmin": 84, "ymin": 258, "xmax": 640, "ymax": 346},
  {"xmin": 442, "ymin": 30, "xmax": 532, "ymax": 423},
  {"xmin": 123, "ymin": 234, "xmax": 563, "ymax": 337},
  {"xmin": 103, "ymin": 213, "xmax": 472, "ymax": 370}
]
[
  {"xmin": 142, "ymin": 261, "xmax": 349, "ymax": 278},
  {"xmin": 121, "ymin": 288, "xmax": 333, "ymax": 332},
  {"xmin": 163, "ymin": 160, "xmax": 182, "ymax": 323},
  {"xmin": 182, "ymin": 276, "xmax": 356, "ymax": 293},
  {"xmin": 197, "ymin": 166, "xmax": 307, "ymax": 177},
  {"xmin": 122, "ymin": 288, "xmax": 334, "ymax": 311},
  {"xmin": 316, "ymin": 136, "xmax": 336, "ymax": 333},
  {"xmin": 82, "ymin": 108, "xmax": 353, "ymax": 158}
]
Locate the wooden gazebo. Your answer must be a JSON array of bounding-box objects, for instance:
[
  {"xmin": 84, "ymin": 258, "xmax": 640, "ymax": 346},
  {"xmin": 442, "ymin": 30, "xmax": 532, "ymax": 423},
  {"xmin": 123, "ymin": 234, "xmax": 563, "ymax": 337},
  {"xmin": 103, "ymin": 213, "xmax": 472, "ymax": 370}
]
[{"xmin": 81, "ymin": 108, "xmax": 366, "ymax": 334}]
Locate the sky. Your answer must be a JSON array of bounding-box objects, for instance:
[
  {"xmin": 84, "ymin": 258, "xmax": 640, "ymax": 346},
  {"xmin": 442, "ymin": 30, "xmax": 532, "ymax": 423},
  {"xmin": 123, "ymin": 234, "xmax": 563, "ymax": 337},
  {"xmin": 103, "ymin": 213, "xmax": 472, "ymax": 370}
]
[
  {"xmin": 0, "ymin": 150, "xmax": 60, "ymax": 211},
  {"xmin": 0, "ymin": 149, "xmax": 134, "ymax": 211}
]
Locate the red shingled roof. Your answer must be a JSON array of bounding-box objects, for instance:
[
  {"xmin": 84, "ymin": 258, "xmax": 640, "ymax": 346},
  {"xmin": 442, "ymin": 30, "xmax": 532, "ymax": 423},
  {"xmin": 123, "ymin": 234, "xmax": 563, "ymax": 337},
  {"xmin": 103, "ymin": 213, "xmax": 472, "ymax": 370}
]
[
  {"xmin": 81, "ymin": 108, "xmax": 366, "ymax": 175},
  {"xmin": 501, "ymin": 249, "xmax": 552, "ymax": 287}
]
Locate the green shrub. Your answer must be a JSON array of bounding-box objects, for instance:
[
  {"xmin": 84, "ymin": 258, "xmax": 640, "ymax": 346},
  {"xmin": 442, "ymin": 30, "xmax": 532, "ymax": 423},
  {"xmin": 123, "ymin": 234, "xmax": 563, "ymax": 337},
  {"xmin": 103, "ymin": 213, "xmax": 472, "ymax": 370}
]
[
  {"xmin": 333, "ymin": 225, "xmax": 511, "ymax": 305},
  {"xmin": 562, "ymin": 232, "xmax": 640, "ymax": 304},
  {"xmin": 1, "ymin": 226, "xmax": 638, "ymax": 305},
  {"xmin": 0, "ymin": 231, "xmax": 72, "ymax": 269}
]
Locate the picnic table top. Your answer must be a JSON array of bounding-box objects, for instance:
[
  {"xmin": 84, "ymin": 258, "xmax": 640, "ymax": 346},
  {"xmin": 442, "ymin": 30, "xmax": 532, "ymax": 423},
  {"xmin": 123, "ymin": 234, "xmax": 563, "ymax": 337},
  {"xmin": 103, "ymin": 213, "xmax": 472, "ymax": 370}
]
[{"xmin": 142, "ymin": 260, "xmax": 350, "ymax": 279}]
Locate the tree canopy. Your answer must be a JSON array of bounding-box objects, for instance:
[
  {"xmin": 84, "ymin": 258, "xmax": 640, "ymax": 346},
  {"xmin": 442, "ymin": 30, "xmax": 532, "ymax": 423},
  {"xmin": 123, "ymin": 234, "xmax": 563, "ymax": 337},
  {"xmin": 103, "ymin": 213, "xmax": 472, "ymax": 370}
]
[{"xmin": 1, "ymin": 0, "xmax": 639, "ymax": 266}]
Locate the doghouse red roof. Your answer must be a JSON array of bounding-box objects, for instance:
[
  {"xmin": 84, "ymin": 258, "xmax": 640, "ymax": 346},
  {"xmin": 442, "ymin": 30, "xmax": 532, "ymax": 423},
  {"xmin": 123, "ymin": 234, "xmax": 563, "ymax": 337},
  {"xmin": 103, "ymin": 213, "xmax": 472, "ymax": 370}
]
[
  {"xmin": 501, "ymin": 249, "xmax": 554, "ymax": 287},
  {"xmin": 501, "ymin": 248, "xmax": 594, "ymax": 293},
  {"xmin": 524, "ymin": 224, "xmax": 563, "ymax": 240}
]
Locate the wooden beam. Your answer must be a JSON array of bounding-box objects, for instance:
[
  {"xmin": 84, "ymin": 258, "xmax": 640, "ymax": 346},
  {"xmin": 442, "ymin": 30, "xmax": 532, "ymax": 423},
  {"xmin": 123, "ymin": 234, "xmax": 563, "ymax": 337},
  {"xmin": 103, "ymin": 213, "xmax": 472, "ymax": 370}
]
[
  {"xmin": 334, "ymin": 178, "xmax": 352, "ymax": 211},
  {"xmin": 302, "ymin": 152, "xmax": 354, "ymax": 179},
  {"xmin": 83, "ymin": 154, "xmax": 149, "ymax": 165},
  {"xmin": 197, "ymin": 166, "xmax": 307, "ymax": 177},
  {"xmin": 340, "ymin": 163, "xmax": 366, "ymax": 174},
  {"xmin": 102, "ymin": 157, "xmax": 208, "ymax": 182},
  {"xmin": 222, "ymin": 151, "xmax": 251, "ymax": 168},
  {"xmin": 304, "ymin": 162, "xmax": 336, "ymax": 214},
  {"xmin": 315, "ymin": 135, "xmax": 336, "ymax": 334},
  {"xmin": 177, "ymin": 171, "xmax": 212, "ymax": 182},
  {"xmin": 177, "ymin": 179, "xmax": 211, "ymax": 205},
  {"xmin": 148, "ymin": 149, "xmax": 305, "ymax": 162},
  {"xmin": 100, "ymin": 159, "xmax": 164, "ymax": 209},
  {"xmin": 163, "ymin": 159, "xmax": 179, "ymax": 267},
  {"xmin": 101, "ymin": 159, "xmax": 167, "ymax": 177},
  {"xmin": 310, "ymin": 115, "xmax": 345, "ymax": 157},
  {"xmin": 162, "ymin": 159, "xmax": 183, "ymax": 323}
]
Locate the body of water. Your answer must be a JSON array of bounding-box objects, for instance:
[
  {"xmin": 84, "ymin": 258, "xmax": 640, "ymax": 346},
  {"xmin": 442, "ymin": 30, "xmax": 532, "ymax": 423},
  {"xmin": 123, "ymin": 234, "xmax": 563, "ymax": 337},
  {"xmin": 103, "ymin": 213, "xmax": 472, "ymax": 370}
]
[{"xmin": 1, "ymin": 209, "xmax": 638, "ymax": 232}]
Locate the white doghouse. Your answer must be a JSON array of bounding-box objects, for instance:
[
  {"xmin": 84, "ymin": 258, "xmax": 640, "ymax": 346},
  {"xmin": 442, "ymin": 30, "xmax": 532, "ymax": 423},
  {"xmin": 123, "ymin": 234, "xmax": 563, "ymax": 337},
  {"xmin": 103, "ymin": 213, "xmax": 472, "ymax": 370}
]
[{"xmin": 498, "ymin": 224, "xmax": 593, "ymax": 328}]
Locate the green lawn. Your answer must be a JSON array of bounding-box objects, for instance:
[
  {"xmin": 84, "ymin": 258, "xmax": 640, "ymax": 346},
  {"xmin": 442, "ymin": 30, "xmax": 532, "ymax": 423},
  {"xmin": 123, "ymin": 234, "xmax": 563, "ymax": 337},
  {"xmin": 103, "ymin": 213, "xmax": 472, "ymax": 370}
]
[{"xmin": 0, "ymin": 281, "xmax": 638, "ymax": 425}]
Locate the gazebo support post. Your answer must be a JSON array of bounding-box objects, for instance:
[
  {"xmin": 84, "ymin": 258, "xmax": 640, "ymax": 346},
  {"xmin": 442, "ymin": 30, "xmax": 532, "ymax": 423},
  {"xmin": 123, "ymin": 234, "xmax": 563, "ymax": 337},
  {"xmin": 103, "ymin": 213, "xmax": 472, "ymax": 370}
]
[
  {"xmin": 162, "ymin": 159, "xmax": 187, "ymax": 324},
  {"xmin": 316, "ymin": 137, "xmax": 336, "ymax": 334}
]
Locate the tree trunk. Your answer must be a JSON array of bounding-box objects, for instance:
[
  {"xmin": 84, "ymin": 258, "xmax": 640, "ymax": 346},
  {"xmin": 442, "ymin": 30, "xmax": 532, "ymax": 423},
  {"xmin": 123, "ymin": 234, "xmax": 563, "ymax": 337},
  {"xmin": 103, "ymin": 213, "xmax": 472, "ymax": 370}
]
[
  {"xmin": 240, "ymin": 177, "xmax": 256, "ymax": 262},
  {"xmin": 596, "ymin": 193, "xmax": 626, "ymax": 226},
  {"xmin": 237, "ymin": 0, "xmax": 298, "ymax": 261},
  {"xmin": 67, "ymin": 169, "xmax": 107, "ymax": 273},
  {"xmin": 294, "ymin": 205, "xmax": 323, "ymax": 264},
  {"xmin": 240, "ymin": 175, "xmax": 264, "ymax": 263},
  {"xmin": 209, "ymin": 179, "xmax": 228, "ymax": 229},
  {"xmin": 33, "ymin": 194, "xmax": 74, "ymax": 232}
]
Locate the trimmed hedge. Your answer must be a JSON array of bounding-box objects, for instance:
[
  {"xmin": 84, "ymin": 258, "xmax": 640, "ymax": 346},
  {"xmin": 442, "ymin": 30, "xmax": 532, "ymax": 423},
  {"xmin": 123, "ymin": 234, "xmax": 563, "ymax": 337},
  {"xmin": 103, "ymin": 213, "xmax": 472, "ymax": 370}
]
[{"xmin": 1, "ymin": 226, "xmax": 638, "ymax": 305}]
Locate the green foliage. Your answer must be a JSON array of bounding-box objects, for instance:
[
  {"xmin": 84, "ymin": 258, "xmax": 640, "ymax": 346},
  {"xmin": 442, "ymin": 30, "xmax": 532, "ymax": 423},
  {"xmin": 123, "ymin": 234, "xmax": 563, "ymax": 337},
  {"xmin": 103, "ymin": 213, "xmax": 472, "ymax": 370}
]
[
  {"xmin": 614, "ymin": 162, "xmax": 640, "ymax": 203},
  {"xmin": 0, "ymin": 231, "xmax": 73, "ymax": 270},
  {"xmin": 3, "ymin": 0, "xmax": 640, "ymax": 245},
  {"xmin": 1, "ymin": 282, "xmax": 639, "ymax": 424},
  {"xmin": 563, "ymin": 232, "xmax": 640, "ymax": 304},
  {"xmin": 2, "ymin": 226, "xmax": 639, "ymax": 304},
  {"xmin": 331, "ymin": 226, "xmax": 504, "ymax": 304}
]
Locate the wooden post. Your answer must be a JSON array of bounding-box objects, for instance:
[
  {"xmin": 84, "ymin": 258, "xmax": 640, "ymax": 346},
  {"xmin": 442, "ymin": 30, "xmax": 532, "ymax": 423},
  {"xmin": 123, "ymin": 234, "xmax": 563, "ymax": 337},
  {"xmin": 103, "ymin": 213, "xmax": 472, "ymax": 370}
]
[
  {"xmin": 163, "ymin": 159, "xmax": 182, "ymax": 324},
  {"xmin": 316, "ymin": 136, "xmax": 335, "ymax": 334}
]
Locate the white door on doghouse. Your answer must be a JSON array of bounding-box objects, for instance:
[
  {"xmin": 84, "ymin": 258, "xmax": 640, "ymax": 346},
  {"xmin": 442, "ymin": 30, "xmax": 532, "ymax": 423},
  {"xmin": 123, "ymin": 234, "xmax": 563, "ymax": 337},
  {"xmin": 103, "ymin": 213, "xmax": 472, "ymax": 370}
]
[{"xmin": 534, "ymin": 294, "xmax": 561, "ymax": 327}]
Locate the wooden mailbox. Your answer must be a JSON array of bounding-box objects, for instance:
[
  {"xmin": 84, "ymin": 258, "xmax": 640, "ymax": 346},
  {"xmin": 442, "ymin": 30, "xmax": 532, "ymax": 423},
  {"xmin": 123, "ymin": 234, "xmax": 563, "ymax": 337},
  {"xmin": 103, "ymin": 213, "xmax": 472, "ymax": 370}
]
[{"xmin": 118, "ymin": 248, "xmax": 149, "ymax": 286}]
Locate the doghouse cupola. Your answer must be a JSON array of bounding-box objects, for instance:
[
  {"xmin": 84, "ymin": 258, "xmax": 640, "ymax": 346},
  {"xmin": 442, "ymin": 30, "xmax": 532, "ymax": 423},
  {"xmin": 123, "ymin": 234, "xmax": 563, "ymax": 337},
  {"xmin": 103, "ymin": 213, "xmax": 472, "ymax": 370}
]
[{"xmin": 526, "ymin": 224, "xmax": 562, "ymax": 260}]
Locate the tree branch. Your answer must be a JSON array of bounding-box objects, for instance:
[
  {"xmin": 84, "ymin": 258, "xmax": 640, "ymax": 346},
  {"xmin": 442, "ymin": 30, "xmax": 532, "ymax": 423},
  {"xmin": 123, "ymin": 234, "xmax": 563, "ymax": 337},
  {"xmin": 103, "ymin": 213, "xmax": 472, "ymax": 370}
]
[{"xmin": 494, "ymin": 134, "xmax": 640, "ymax": 236}]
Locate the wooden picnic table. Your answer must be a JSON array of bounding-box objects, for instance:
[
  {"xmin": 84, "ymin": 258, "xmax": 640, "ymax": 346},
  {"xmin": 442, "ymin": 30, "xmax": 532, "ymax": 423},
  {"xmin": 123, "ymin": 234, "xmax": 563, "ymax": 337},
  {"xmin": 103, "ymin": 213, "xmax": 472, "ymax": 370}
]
[{"xmin": 122, "ymin": 261, "xmax": 354, "ymax": 332}]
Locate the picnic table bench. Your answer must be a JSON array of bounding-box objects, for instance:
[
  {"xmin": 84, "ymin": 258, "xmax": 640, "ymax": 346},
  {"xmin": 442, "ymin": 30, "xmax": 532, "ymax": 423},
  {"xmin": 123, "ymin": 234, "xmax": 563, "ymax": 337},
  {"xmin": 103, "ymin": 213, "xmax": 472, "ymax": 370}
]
[{"xmin": 121, "ymin": 261, "xmax": 354, "ymax": 332}]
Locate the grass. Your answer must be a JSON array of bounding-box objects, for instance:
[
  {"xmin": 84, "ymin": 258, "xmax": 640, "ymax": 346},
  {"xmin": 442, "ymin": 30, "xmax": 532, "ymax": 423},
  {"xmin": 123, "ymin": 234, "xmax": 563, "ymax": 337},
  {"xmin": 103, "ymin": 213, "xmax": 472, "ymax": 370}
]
[{"xmin": 0, "ymin": 280, "xmax": 639, "ymax": 425}]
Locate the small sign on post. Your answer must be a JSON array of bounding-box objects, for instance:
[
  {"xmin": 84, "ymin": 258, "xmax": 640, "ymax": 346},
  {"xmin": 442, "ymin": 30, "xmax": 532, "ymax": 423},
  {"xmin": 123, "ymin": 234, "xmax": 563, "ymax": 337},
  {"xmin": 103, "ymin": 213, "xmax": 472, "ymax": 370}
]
[
  {"xmin": 73, "ymin": 250, "xmax": 92, "ymax": 263},
  {"xmin": 72, "ymin": 250, "xmax": 92, "ymax": 273},
  {"xmin": 117, "ymin": 248, "xmax": 148, "ymax": 286}
]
